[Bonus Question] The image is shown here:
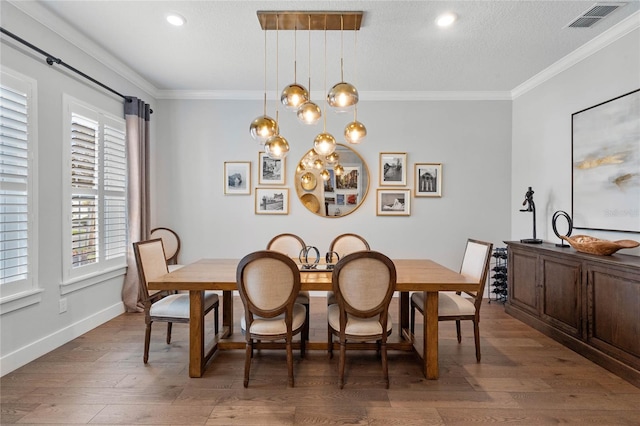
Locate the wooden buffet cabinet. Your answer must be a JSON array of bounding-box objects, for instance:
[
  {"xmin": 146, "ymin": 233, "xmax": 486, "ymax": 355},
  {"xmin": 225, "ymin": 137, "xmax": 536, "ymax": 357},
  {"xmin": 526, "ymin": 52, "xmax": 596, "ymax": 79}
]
[{"xmin": 505, "ymin": 241, "xmax": 640, "ymax": 387}]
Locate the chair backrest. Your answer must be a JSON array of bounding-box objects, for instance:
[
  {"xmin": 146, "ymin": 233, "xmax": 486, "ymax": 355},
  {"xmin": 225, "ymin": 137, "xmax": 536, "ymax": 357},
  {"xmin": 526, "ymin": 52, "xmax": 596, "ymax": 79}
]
[
  {"xmin": 133, "ymin": 239, "xmax": 169, "ymax": 301},
  {"xmin": 266, "ymin": 233, "xmax": 306, "ymax": 259},
  {"xmin": 237, "ymin": 250, "xmax": 301, "ymax": 321},
  {"xmin": 150, "ymin": 227, "xmax": 181, "ymax": 264},
  {"xmin": 329, "ymin": 233, "xmax": 370, "ymax": 259},
  {"xmin": 459, "ymin": 239, "xmax": 493, "ymax": 308},
  {"xmin": 332, "ymin": 251, "xmax": 396, "ymax": 319}
]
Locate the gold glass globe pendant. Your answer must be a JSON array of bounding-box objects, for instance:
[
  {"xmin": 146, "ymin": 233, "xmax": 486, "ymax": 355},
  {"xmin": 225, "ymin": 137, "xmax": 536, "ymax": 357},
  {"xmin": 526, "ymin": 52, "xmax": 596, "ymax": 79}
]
[{"xmin": 327, "ymin": 15, "xmax": 359, "ymax": 113}]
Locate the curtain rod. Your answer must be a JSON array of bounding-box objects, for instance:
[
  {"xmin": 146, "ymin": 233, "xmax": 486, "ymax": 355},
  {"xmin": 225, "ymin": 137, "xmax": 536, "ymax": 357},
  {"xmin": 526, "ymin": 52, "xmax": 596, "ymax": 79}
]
[{"xmin": 1, "ymin": 26, "xmax": 134, "ymax": 105}]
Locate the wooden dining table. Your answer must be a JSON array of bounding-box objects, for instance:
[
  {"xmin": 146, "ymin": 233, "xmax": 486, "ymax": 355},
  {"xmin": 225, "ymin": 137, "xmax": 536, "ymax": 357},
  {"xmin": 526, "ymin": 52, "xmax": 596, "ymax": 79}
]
[{"xmin": 147, "ymin": 258, "xmax": 477, "ymax": 379}]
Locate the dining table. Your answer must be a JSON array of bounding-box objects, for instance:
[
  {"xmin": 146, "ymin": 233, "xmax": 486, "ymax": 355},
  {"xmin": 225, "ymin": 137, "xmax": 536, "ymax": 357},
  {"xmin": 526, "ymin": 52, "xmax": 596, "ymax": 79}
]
[{"xmin": 147, "ymin": 258, "xmax": 477, "ymax": 379}]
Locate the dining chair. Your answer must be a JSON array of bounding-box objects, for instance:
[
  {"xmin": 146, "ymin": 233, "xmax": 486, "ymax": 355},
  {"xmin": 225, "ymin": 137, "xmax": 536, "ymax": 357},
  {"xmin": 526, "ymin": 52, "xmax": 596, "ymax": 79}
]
[
  {"xmin": 327, "ymin": 251, "xmax": 396, "ymax": 389},
  {"xmin": 326, "ymin": 233, "xmax": 371, "ymax": 305},
  {"xmin": 266, "ymin": 233, "xmax": 310, "ymax": 340},
  {"xmin": 133, "ymin": 238, "xmax": 219, "ymax": 363},
  {"xmin": 237, "ymin": 250, "xmax": 307, "ymax": 387},
  {"xmin": 150, "ymin": 227, "xmax": 183, "ymax": 272},
  {"xmin": 410, "ymin": 238, "xmax": 493, "ymax": 362}
]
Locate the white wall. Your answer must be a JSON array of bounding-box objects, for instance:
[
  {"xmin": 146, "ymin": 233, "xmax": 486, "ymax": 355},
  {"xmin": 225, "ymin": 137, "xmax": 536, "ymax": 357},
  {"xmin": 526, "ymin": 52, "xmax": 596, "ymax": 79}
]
[
  {"xmin": 153, "ymin": 98, "xmax": 512, "ymax": 270},
  {"xmin": 512, "ymin": 28, "xmax": 640, "ymax": 255},
  {"xmin": 0, "ymin": 3, "xmax": 156, "ymax": 375}
]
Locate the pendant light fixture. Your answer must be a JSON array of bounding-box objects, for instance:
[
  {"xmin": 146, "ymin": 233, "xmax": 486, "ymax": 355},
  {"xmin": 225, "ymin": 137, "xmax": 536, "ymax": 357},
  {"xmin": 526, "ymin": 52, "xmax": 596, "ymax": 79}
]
[
  {"xmin": 281, "ymin": 21, "xmax": 309, "ymax": 110},
  {"xmin": 344, "ymin": 21, "xmax": 366, "ymax": 144},
  {"xmin": 297, "ymin": 15, "xmax": 322, "ymax": 125},
  {"xmin": 264, "ymin": 15, "xmax": 290, "ymax": 159},
  {"xmin": 313, "ymin": 19, "xmax": 337, "ymax": 157},
  {"xmin": 327, "ymin": 15, "xmax": 359, "ymax": 113},
  {"xmin": 250, "ymin": 28, "xmax": 278, "ymax": 143}
]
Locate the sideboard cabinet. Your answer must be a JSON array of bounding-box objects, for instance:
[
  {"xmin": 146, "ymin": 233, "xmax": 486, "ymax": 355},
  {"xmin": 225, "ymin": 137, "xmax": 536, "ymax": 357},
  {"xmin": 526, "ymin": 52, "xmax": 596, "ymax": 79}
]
[{"xmin": 505, "ymin": 241, "xmax": 640, "ymax": 387}]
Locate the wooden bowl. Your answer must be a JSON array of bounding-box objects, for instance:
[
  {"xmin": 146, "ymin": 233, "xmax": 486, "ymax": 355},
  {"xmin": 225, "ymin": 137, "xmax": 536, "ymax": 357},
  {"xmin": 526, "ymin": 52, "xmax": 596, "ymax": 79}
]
[{"xmin": 560, "ymin": 235, "xmax": 639, "ymax": 256}]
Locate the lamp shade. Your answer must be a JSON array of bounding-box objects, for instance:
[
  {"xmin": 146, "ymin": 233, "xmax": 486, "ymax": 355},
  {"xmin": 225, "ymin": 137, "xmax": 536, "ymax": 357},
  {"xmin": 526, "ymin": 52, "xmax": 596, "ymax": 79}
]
[
  {"xmin": 327, "ymin": 82, "xmax": 359, "ymax": 112},
  {"xmin": 344, "ymin": 120, "xmax": 367, "ymax": 144},
  {"xmin": 313, "ymin": 132, "xmax": 337, "ymax": 156},
  {"xmin": 296, "ymin": 101, "xmax": 322, "ymax": 125},
  {"xmin": 325, "ymin": 151, "xmax": 340, "ymax": 164},
  {"xmin": 249, "ymin": 115, "xmax": 278, "ymax": 143},
  {"xmin": 264, "ymin": 134, "xmax": 290, "ymax": 159},
  {"xmin": 281, "ymin": 83, "xmax": 309, "ymax": 110}
]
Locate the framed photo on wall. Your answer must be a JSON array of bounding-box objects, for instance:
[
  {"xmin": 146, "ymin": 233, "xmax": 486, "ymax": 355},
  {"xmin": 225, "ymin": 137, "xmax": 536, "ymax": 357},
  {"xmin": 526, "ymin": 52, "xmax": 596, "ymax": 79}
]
[
  {"xmin": 572, "ymin": 89, "xmax": 640, "ymax": 233},
  {"xmin": 377, "ymin": 189, "xmax": 411, "ymax": 216},
  {"xmin": 258, "ymin": 152, "xmax": 285, "ymax": 185},
  {"xmin": 224, "ymin": 161, "xmax": 250, "ymax": 195},
  {"xmin": 414, "ymin": 163, "xmax": 443, "ymax": 197},
  {"xmin": 255, "ymin": 188, "xmax": 289, "ymax": 215},
  {"xmin": 379, "ymin": 152, "xmax": 407, "ymax": 186}
]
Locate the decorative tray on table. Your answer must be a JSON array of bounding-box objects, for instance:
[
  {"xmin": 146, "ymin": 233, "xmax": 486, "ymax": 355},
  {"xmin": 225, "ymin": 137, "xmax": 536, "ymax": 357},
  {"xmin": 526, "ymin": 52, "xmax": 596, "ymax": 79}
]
[{"xmin": 560, "ymin": 235, "xmax": 639, "ymax": 256}]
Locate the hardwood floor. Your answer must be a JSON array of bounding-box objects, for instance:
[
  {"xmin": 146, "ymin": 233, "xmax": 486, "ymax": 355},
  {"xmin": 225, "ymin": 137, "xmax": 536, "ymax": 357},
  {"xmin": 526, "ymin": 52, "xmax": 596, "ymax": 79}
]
[{"xmin": 2, "ymin": 297, "xmax": 639, "ymax": 425}]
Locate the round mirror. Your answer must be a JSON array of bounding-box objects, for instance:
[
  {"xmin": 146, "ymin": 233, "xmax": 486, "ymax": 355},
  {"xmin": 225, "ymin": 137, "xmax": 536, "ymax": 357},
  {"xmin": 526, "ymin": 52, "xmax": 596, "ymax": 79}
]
[{"xmin": 294, "ymin": 144, "xmax": 370, "ymax": 217}]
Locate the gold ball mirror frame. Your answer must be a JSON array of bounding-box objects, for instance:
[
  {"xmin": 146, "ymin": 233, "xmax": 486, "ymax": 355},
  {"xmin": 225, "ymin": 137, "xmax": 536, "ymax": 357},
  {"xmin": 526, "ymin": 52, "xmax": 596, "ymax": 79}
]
[{"xmin": 295, "ymin": 144, "xmax": 370, "ymax": 217}]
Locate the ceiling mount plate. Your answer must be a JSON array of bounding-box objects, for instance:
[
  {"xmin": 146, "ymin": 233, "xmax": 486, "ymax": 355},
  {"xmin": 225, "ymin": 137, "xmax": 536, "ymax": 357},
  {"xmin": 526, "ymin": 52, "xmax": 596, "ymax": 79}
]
[{"xmin": 257, "ymin": 11, "xmax": 363, "ymax": 31}]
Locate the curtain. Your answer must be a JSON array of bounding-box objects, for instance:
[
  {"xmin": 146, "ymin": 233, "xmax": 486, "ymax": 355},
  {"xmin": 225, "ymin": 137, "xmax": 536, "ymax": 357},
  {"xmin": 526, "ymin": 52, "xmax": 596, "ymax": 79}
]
[{"xmin": 122, "ymin": 97, "xmax": 151, "ymax": 312}]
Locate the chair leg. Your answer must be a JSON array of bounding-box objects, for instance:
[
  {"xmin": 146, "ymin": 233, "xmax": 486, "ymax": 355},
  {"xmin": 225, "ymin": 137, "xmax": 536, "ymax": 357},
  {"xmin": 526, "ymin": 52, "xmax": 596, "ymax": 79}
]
[
  {"xmin": 304, "ymin": 303, "xmax": 310, "ymax": 341},
  {"xmin": 339, "ymin": 341, "xmax": 346, "ymax": 389},
  {"xmin": 410, "ymin": 303, "xmax": 416, "ymax": 335},
  {"xmin": 143, "ymin": 321, "xmax": 152, "ymax": 364},
  {"xmin": 456, "ymin": 320, "xmax": 462, "ymax": 343},
  {"xmin": 214, "ymin": 303, "xmax": 219, "ymax": 335},
  {"xmin": 474, "ymin": 320, "xmax": 481, "ymax": 362},
  {"xmin": 301, "ymin": 325, "xmax": 307, "ymax": 358},
  {"xmin": 244, "ymin": 340, "xmax": 252, "ymax": 388},
  {"xmin": 287, "ymin": 338, "xmax": 294, "ymax": 387},
  {"xmin": 381, "ymin": 340, "xmax": 389, "ymax": 389},
  {"xmin": 328, "ymin": 328, "xmax": 333, "ymax": 359},
  {"xmin": 166, "ymin": 322, "xmax": 172, "ymax": 344}
]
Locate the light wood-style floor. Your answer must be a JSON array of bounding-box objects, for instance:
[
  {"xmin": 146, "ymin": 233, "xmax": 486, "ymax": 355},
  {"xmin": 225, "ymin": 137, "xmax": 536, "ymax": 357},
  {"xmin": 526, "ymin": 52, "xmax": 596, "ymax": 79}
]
[{"xmin": 2, "ymin": 297, "xmax": 639, "ymax": 425}]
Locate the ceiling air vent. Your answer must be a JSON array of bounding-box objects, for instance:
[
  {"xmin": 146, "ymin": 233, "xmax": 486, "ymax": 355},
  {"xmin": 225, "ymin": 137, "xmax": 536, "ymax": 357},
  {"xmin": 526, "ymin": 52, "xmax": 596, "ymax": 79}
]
[{"xmin": 566, "ymin": 2, "xmax": 626, "ymax": 28}]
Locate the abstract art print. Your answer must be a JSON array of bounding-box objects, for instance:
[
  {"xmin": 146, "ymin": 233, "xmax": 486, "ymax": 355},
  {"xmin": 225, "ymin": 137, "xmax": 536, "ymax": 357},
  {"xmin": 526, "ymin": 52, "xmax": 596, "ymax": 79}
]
[{"xmin": 572, "ymin": 89, "xmax": 640, "ymax": 233}]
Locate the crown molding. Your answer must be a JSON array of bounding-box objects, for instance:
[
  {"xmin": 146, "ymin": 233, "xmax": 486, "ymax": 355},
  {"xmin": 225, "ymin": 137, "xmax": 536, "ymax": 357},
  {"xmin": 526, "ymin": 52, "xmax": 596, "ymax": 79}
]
[
  {"xmin": 512, "ymin": 10, "xmax": 640, "ymax": 100},
  {"xmin": 156, "ymin": 89, "xmax": 512, "ymax": 101},
  {"xmin": 8, "ymin": 0, "xmax": 159, "ymax": 99}
]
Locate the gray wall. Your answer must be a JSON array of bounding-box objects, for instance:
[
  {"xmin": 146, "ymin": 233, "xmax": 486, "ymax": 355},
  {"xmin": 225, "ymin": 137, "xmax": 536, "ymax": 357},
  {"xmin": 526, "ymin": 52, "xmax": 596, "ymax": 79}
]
[{"xmin": 512, "ymin": 28, "xmax": 640, "ymax": 256}]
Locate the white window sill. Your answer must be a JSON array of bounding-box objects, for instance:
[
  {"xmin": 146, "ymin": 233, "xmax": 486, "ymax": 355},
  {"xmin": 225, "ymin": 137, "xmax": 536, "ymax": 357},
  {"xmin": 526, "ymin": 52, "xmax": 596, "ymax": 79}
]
[
  {"xmin": 0, "ymin": 288, "xmax": 44, "ymax": 315},
  {"xmin": 61, "ymin": 265, "xmax": 127, "ymax": 295}
]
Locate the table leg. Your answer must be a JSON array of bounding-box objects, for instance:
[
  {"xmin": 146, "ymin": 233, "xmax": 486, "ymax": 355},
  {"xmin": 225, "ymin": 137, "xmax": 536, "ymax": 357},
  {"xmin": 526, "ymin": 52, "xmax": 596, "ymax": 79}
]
[
  {"xmin": 222, "ymin": 290, "xmax": 234, "ymax": 338},
  {"xmin": 189, "ymin": 290, "xmax": 205, "ymax": 378},
  {"xmin": 423, "ymin": 291, "xmax": 439, "ymax": 379},
  {"xmin": 399, "ymin": 292, "xmax": 409, "ymax": 339}
]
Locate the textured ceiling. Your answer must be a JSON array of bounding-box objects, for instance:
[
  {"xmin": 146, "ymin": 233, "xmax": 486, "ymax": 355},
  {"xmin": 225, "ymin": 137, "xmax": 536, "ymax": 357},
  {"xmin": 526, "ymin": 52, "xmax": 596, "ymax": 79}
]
[{"xmin": 13, "ymin": 1, "xmax": 640, "ymax": 96}]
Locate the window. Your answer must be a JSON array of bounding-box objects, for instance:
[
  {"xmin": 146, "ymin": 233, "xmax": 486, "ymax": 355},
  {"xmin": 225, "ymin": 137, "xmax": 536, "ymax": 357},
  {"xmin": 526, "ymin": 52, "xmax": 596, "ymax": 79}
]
[
  {"xmin": 0, "ymin": 68, "xmax": 38, "ymax": 303},
  {"xmin": 63, "ymin": 97, "xmax": 127, "ymax": 285}
]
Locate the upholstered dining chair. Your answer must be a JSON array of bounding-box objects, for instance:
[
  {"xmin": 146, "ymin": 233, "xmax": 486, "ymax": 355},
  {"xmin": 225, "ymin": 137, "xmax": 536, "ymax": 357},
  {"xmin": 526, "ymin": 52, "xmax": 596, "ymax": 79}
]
[
  {"xmin": 326, "ymin": 233, "xmax": 371, "ymax": 305},
  {"xmin": 410, "ymin": 238, "xmax": 493, "ymax": 362},
  {"xmin": 237, "ymin": 250, "xmax": 307, "ymax": 387},
  {"xmin": 133, "ymin": 239, "xmax": 219, "ymax": 363},
  {"xmin": 327, "ymin": 251, "xmax": 396, "ymax": 389},
  {"xmin": 266, "ymin": 233, "xmax": 310, "ymax": 339},
  {"xmin": 150, "ymin": 227, "xmax": 183, "ymax": 272}
]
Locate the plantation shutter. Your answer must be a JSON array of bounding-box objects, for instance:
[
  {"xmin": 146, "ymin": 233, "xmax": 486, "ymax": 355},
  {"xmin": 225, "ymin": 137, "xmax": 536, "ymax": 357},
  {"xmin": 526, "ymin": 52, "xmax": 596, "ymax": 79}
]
[{"xmin": 103, "ymin": 123, "xmax": 127, "ymax": 260}]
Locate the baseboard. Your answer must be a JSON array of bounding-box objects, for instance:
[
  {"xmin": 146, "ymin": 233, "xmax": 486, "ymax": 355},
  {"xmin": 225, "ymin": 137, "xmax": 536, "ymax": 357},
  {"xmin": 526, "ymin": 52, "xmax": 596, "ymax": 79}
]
[{"xmin": 0, "ymin": 302, "xmax": 125, "ymax": 376}]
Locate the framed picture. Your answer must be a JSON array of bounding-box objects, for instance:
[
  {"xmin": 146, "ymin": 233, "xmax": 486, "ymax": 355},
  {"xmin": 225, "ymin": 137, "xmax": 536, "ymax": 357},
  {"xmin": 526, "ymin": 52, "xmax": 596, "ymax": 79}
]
[
  {"xmin": 258, "ymin": 152, "xmax": 285, "ymax": 185},
  {"xmin": 377, "ymin": 189, "xmax": 411, "ymax": 216},
  {"xmin": 255, "ymin": 188, "xmax": 289, "ymax": 215},
  {"xmin": 380, "ymin": 152, "xmax": 407, "ymax": 186},
  {"xmin": 224, "ymin": 161, "xmax": 250, "ymax": 195},
  {"xmin": 572, "ymin": 89, "xmax": 640, "ymax": 233},
  {"xmin": 414, "ymin": 163, "xmax": 443, "ymax": 197}
]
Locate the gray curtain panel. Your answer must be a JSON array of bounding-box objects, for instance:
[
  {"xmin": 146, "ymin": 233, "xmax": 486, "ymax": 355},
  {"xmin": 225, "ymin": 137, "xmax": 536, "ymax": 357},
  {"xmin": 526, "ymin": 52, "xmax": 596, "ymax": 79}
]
[{"xmin": 122, "ymin": 98, "xmax": 151, "ymax": 312}]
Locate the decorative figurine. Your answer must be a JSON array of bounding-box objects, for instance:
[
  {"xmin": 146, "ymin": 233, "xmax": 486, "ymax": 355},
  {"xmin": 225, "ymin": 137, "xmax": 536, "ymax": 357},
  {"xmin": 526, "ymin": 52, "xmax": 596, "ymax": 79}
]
[
  {"xmin": 552, "ymin": 210, "xmax": 573, "ymax": 247},
  {"xmin": 519, "ymin": 186, "xmax": 543, "ymax": 244}
]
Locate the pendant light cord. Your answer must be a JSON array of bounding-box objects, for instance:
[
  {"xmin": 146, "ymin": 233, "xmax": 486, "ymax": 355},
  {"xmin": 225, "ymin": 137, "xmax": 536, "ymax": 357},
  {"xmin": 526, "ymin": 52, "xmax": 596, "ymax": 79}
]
[
  {"xmin": 263, "ymin": 27, "xmax": 267, "ymax": 115},
  {"xmin": 340, "ymin": 15, "xmax": 345, "ymax": 83},
  {"xmin": 323, "ymin": 16, "xmax": 328, "ymax": 131},
  {"xmin": 307, "ymin": 15, "xmax": 312, "ymax": 92},
  {"xmin": 275, "ymin": 14, "xmax": 280, "ymax": 126}
]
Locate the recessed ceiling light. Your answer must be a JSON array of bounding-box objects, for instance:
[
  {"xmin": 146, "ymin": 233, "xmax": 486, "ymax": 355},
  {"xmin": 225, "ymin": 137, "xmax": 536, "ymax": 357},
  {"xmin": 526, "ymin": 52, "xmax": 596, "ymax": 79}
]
[
  {"xmin": 166, "ymin": 13, "xmax": 186, "ymax": 26},
  {"xmin": 436, "ymin": 12, "xmax": 457, "ymax": 27}
]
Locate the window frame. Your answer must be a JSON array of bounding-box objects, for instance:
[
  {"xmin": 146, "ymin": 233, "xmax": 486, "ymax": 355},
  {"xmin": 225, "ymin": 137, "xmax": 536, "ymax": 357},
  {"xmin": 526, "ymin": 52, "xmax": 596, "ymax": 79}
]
[
  {"xmin": 62, "ymin": 95, "xmax": 127, "ymax": 289},
  {"xmin": 0, "ymin": 67, "xmax": 41, "ymax": 314}
]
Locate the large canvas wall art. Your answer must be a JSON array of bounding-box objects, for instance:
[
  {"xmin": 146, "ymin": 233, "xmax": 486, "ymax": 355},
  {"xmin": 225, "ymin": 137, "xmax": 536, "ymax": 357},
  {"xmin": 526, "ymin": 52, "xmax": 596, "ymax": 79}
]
[{"xmin": 572, "ymin": 89, "xmax": 640, "ymax": 233}]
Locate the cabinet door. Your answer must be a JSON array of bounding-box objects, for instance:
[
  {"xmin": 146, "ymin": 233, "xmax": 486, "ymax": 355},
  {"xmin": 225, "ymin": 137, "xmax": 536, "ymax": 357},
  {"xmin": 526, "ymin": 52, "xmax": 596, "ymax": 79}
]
[
  {"xmin": 587, "ymin": 264, "xmax": 640, "ymax": 370},
  {"xmin": 540, "ymin": 255, "xmax": 582, "ymax": 338},
  {"xmin": 508, "ymin": 248, "xmax": 538, "ymax": 316}
]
